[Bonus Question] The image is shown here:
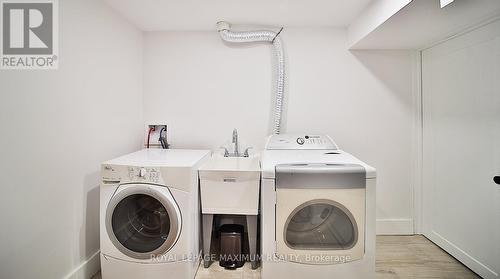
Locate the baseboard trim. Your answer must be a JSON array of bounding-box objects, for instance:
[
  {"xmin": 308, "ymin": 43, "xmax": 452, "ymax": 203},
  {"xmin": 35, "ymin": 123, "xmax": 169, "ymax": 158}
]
[
  {"xmin": 63, "ymin": 250, "xmax": 101, "ymax": 279},
  {"xmin": 376, "ymin": 218, "xmax": 414, "ymax": 235},
  {"xmin": 426, "ymin": 231, "xmax": 498, "ymax": 279}
]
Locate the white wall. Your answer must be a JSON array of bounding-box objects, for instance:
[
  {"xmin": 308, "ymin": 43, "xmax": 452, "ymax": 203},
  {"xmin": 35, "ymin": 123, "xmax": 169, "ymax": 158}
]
[
  {"xmin": 0, "ymin": 0, "xmax": 143, "ymax": 278},
  {"xmin": 143, "ymin": 28, "xmax": 417, "ymax": 234}
]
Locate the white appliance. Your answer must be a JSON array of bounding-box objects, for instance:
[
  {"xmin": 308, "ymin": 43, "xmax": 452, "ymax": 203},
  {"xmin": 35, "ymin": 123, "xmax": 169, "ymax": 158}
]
[
  {"xmin": 260, "ymin": 134, "xmax": 376, "ymax": 279},
  {"xmin": 100, "ymin": 149, "xmax": 210, "ymax": 279}
]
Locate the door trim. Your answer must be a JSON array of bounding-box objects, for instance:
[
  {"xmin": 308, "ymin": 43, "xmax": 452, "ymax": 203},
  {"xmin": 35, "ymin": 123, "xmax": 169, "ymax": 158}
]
[{"xmin": 426, "ymin": 231, "xmax": 498, "ymax": 279}]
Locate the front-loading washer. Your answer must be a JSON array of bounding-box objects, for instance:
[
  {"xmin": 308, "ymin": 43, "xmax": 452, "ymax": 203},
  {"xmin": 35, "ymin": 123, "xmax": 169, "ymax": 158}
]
[
  {"xmin": 100, "ymin": 149, "xmax": 210, "ymax": 279},
  {"xmin": 260, "ymin": 134, "xmax": 376, "ymax": 279}
]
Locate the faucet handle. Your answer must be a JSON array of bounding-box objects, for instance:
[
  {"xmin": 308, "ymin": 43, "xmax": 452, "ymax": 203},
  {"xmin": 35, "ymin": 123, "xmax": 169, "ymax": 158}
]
[
  {"xmin": 220, "ymin": 146, "xmax": 230, "ymax": 157},
  {"xmin": 243, "ymin": 147, "xmax": 253, "ymax": 157}
]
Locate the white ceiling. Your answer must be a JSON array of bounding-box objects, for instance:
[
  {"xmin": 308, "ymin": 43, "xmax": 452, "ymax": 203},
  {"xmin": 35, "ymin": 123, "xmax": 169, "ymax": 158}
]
[
  {"xmin": 350, "ymin": 0, "xmax": 500, "ymax": 49},
  {"xmin": 103, "ymin": 0, "xmax": 373, "ymax": 31}
]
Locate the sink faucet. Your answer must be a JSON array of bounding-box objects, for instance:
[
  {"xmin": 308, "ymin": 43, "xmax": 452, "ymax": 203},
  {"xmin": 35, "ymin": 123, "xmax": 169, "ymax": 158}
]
[
  {"xmin": 232, "ymin": 128, "xmax": 239, "ymax": 157},
  {"xmin": 243, "ymin": 147, "xmax": 252, "ymax": 157}
]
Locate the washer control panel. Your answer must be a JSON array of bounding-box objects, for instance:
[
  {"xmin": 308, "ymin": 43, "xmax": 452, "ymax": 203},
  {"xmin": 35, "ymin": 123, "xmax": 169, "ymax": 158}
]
[
  {"xmin": 128, "ymin": 166, "xmax": 161, "ymax": 183},
  {"xmin": 100, "ymin": 164, "xmax": 163, "ymax": 184},
  {"xmin": 265, "ymin": 134, "xmax": 338, "ymax": 150}
]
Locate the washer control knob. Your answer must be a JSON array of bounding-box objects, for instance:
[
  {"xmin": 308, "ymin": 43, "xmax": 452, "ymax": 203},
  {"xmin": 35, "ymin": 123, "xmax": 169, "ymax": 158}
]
[
  {"xmin": 296, "ymin": 137, "xmax": 305, "ymax": 145},
  {"xmin": 139, "ymin": 168, "xmax": 147, "ymax": 178}
]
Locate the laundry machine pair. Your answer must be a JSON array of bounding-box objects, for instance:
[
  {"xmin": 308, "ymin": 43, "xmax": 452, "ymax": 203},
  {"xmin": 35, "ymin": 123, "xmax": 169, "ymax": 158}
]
[
  {"xmin": 260, "ymin": 134, "xmax": 377, "ymax": 279},
  {"xmin": 100, "ymin": 149, "xmax": 210, "ymax": 279}
]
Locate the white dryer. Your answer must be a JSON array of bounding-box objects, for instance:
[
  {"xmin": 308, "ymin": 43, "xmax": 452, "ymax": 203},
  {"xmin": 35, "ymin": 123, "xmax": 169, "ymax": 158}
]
[
  {"xmin": 100, "ymin": 149, "xmax": 210, "ymax": 279},
  {"xmin": 260, "ymin": 134, "xmax": 376, "ymax": 279}
]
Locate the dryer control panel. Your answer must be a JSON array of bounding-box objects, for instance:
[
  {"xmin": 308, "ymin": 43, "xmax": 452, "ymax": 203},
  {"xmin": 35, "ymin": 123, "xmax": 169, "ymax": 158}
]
[{"xmin": 265, "ymin": 134, "xmax": 338, "ymax": 150}]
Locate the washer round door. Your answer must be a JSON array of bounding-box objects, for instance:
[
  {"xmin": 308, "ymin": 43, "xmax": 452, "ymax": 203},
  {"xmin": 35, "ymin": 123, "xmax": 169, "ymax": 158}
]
[{"xmin": 105, "ymin": 183, "xmax": 182, "ymax": 259}]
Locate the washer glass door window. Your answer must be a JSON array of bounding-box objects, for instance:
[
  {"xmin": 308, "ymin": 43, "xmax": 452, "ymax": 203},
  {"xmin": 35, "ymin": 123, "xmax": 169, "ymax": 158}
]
[
  {"xmin": 112, "ymin": 194, "xmax": 169, "ymax": 252},
  {"xmin": 106, "ymin": 184, "xmax": 181, "ymax": 259}
]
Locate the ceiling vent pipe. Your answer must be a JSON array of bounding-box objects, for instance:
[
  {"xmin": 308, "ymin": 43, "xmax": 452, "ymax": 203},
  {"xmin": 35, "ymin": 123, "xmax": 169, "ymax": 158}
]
[{"xmin": 216, "ymin": 21, "xmax": 285, "ymax": 135}]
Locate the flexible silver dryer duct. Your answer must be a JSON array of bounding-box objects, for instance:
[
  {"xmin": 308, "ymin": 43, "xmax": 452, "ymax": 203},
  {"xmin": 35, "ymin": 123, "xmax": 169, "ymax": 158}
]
[{"xmin": 216, "ymin": 21, "xmax": 285, "ymax": 135}]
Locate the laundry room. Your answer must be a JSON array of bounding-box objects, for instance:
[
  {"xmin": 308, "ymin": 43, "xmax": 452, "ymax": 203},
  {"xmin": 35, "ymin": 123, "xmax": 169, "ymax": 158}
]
[{"xmin": 0, "ymin": 0, "xmax": 498, "ymax": 279}]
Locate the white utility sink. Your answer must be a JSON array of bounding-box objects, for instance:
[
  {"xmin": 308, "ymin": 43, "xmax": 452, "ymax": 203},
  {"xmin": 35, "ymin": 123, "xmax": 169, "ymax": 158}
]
[{"xmin": 199, "ymin": 155, "xmax": 260, "ymax": 215}]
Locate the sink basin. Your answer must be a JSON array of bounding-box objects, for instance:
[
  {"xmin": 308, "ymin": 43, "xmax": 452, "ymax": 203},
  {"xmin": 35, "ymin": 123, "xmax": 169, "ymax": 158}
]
[{"xmin": 199, "ymin": 155, "xmax": 260, "ymax": 215}]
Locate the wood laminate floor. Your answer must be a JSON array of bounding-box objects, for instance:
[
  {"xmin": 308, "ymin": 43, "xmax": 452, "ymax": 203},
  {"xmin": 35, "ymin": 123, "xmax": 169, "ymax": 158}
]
[
  {"xmin": 375, "ymin": 235, "xmax": 479, "ymax": 279},
  {"xmin": 92, "ymin": 235, "xmax": 480, "ymax": 279}
]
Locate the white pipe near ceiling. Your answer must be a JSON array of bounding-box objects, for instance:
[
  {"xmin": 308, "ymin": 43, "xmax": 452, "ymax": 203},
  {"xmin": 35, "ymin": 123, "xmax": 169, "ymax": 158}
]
[{"xmin": 216, "ymin": 21, "xmax": 286, "ymax": 135}]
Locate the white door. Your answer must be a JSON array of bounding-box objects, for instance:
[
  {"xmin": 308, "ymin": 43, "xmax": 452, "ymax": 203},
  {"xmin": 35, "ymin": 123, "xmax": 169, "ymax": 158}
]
[{"xmin": 422, "ymin": 19, "xmax": 500, "ymax": 279}]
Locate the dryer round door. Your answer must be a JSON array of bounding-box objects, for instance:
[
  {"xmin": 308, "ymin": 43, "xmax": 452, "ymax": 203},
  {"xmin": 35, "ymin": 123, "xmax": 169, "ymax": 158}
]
[
  {"xmin": 276, "ymin": 188, "xmax": 365, "ymax": 264},
  {"xmin": 105, "ymin": 183, "xmax": 182, "ymax": 259}
]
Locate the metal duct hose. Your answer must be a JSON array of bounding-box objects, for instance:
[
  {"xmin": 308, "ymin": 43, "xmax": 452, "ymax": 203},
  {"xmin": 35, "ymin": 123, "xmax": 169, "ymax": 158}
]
[{"xmin": 216, "ymin": 21, "xmax": 285, "ymax": 135}]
